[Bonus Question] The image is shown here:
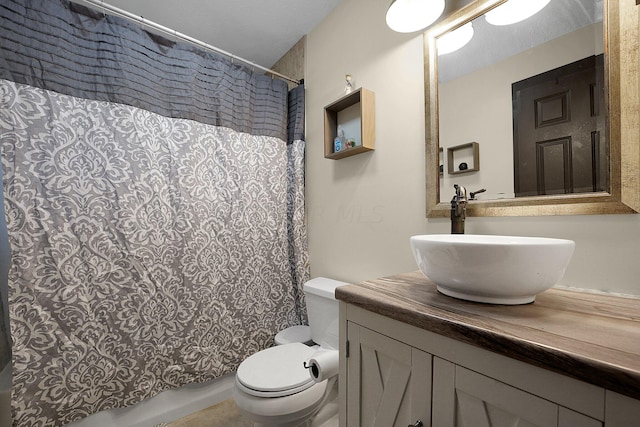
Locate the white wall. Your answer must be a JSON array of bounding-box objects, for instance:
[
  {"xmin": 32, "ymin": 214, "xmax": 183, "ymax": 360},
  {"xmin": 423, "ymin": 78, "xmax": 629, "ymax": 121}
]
[{"xmin": 306, "ymin": 0, "xmax": 640, "ymax": 296}]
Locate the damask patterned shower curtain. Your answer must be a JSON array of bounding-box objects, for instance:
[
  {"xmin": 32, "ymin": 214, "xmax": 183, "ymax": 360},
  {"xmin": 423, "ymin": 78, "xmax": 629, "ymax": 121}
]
[{"xmin": 0, "ymin": 0, "xmax": 308, "ymax": 425}]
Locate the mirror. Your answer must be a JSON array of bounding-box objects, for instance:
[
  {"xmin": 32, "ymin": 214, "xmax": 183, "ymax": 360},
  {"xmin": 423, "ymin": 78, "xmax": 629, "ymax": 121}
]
[{"xmin": 424, "ymin": 0, "xmax": 640, "ymax": 217}]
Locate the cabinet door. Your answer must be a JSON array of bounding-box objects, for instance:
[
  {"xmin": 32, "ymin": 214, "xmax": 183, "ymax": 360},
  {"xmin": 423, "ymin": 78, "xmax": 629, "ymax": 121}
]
[
  {"xmin": 433, "ymin": 358, "xmax": 601, "ymax": 427},
  {"xmin": 346, "ymin": 323, "xmax": 432, "ymax": 427},
  {"xmin": 605, "ymin": 391, "xmax": 640, "ymax": 426}
]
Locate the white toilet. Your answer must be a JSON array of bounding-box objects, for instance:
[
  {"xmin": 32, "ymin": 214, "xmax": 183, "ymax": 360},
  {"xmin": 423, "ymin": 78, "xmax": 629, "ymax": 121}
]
[{"xmin": 233, "ymin": 277, "xmax": 346, "ymax": 427}]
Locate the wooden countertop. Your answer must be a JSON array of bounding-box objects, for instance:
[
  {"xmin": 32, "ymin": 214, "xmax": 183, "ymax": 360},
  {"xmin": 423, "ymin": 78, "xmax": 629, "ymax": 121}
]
[{"xmin": 336, "ymin": 271, "xmax": 640, "ymax": 400}]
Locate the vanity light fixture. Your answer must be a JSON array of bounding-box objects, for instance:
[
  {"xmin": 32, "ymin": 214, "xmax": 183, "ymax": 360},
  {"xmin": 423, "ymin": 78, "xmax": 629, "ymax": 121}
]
[
  {"xmin": 485, "ymin": 0, "xmax": 551, "ymax": 26},
  {"xmin": 437, "ymin": 22, "xmax": 474, "ymax": 55},
  {"xmin": 386, "ymin": 0, "xmax": 445, "ymax": 33}
]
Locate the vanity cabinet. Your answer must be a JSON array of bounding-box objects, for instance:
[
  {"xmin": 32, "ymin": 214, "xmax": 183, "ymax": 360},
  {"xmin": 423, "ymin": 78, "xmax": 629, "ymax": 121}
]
[
  {"xmin": 337, "ymin": 272, "xmax": 640, "ymax": 427},
  {"xmin": 343, "ymin": 306, "xmax": 602, "ymax": 427}
]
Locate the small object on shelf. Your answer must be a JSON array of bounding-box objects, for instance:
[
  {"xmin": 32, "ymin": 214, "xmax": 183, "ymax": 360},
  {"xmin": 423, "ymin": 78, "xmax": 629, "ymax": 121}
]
[
  {"xmin": 458, "ymin": 162, "xmax": 468, "ymax": 171},
  {"xmin": 334, "ymin": 137, "xmax": 342, "ymax": 153},
  {"xmin": 337, "ymin": 125, "xmax": 345, "ymax": 142},
  {"xmin": 345, "ymin": 74, "xmax": 354, "ymax": 94}
]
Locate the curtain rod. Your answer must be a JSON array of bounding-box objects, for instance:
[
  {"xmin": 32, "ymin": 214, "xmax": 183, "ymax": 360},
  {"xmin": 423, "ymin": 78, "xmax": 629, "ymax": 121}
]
[{"xmin": 74, "ymin": 0, "xmax": 302, "ymax": 85}]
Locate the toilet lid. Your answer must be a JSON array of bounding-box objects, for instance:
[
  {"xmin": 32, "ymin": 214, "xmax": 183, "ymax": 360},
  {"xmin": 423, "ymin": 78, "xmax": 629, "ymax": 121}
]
[{"xmin": 237, "ymin": 342, "xmax": 316, "ymax": 397}]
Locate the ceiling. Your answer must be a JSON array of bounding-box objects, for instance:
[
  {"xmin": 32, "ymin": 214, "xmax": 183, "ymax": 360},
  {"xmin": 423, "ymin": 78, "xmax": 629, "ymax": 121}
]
[
  {"xmin": 88, "ymin": 0, "xmax": 598, "ymax": 80},
  {"xmin": 100, "ymin": 0, "xmax": 344, "ymax": 69},
  {"xmin": 437, "ymin": 0, "xmax": 602, "ymax": 82}
]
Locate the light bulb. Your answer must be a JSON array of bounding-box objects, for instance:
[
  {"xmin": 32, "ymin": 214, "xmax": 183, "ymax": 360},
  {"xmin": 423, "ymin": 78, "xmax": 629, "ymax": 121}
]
[
  {"xmin": 485, "ymin": 0, "xmax": 551, "ymax": 26},
  {"xmin": 386, "ymin": 0, "xmax": 446, "ymax": 33},
  {"xmin": 437, "ymin": 22, "xmax": 474, "ymax": 55}
]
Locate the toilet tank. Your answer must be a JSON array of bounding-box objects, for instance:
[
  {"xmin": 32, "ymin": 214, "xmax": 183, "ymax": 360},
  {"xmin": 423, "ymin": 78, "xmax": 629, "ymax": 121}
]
[{"xmin": 303, "ymin": 277, "xmax": 347, "ymax": 349}]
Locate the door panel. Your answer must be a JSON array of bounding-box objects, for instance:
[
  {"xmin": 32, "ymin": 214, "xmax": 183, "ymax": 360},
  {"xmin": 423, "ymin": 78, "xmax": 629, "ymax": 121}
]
[
  {"xmin": 536, "ymin": 137, "xmax": 572, "ymax": 195},
  {"xmin": 433, "ymin": 358, "xmax": 591, "ymax": 427},
  {"xmin": 513, "ymin": 55, "xmax": 606, "ymax": 197},
  {"xmin": 455, "ymin": 366, "xmax": 557, "ymax": 427},
  {"xmin": 346, "ymin": 324, "xmax": 432, "ymax": 427}
]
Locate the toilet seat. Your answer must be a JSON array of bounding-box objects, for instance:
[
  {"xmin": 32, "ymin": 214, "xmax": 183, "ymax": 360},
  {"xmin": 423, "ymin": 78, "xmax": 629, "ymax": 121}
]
[{"xmin": 236, "ymin": 342, "xmax": 317, "ymax": 397}]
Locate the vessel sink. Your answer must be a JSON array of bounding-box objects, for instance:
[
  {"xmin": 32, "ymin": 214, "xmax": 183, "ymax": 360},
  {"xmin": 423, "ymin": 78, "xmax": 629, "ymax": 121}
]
[{"xmin": 410, "ymin": 234, "xmax": 575, "ymax": 305}]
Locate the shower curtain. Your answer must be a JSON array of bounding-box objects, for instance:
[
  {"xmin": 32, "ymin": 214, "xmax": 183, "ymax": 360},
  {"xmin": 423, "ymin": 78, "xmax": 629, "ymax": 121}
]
[{"xmin": 0, "ymin": 0, "xmax": 308, "ymax": 425}]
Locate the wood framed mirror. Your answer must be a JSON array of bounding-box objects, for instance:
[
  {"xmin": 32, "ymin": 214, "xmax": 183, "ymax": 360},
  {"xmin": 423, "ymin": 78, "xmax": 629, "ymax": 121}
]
[{"xmin": 425, "ymin": 0, "xmax": 639, "ymax": 217}]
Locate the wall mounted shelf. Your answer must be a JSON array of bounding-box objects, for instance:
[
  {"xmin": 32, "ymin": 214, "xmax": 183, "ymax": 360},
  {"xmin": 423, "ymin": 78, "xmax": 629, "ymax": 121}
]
[
  {"xmin": 447, "ymin": 142, "xmax": 479, "ymax": 174},
  {"xmin": 324, "ymin": 88, "xmax": 375, "ymax": 159}
]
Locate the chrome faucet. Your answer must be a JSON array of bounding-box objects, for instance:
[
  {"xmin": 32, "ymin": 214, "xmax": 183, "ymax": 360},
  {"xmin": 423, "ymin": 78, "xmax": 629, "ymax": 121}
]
[
  {"xmin": 451, "ymin": 185, "xmax": 487, "ymax": 233},
  {"xmin": 451, "ymin": 184, "xmax": 467, "ymax": 234}
]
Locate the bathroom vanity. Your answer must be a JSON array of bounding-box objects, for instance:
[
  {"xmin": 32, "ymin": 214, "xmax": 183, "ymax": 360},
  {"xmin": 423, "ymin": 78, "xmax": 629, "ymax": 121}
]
[{"xmin": 336, "ymin": 271, "xmax": 640, "ymax": 426}]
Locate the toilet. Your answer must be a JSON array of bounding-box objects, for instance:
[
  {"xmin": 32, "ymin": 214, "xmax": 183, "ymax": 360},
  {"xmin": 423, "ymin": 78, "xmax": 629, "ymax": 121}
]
[{"xmin": 232, "ymin": 277, "xmax": 346, "ymax": 427}]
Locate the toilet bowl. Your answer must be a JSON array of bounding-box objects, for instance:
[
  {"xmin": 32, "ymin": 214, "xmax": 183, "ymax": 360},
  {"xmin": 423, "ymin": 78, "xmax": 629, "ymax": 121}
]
[
  {"xmin": 233, "ymin": 277, "xmax": 346, "ymax": 427},
  {"xmin": 233, "ymin": 343, "xmax": 329, "ymax": 426}
]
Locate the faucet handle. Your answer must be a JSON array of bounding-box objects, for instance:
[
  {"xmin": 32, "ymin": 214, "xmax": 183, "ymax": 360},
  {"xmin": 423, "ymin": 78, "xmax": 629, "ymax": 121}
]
[{"xmin": 469, "ymin": 188, "xmax": 486, "ymax": 200}]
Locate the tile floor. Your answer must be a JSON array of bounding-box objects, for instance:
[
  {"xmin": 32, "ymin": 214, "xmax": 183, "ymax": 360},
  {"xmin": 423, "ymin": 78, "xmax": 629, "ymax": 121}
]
[
  {"xmin": 160, "ymin": 397, "xmax": 340, "ymax": 427},
  {"xmin": 161, "ymin": 399, "xmax": 252, "ymax": 427}
]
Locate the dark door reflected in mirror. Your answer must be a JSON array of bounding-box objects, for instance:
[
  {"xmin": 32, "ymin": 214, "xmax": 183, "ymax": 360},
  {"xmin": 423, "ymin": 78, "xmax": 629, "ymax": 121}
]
[{"xmin": 513, "ymin": 55, "xmax": 607, "ymax": 197}]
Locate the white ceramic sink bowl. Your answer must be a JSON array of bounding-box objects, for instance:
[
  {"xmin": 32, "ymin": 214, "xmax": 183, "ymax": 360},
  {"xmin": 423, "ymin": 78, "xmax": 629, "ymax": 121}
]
[{"xmin": 410, "ymin": 234, "xmax": 575, "ymax": 305}]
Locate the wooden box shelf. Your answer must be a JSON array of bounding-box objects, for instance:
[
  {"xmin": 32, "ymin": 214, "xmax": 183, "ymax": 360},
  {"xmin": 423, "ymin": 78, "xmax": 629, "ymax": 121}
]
[
  {"xmin": 324, "ymin": 88, "xmax": 375, "ymax": 159},
  {"xmin": 447, "ymin": 142, "xmax": 479, "ymax": 174}
]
